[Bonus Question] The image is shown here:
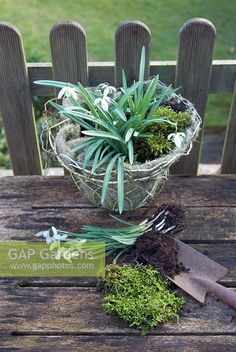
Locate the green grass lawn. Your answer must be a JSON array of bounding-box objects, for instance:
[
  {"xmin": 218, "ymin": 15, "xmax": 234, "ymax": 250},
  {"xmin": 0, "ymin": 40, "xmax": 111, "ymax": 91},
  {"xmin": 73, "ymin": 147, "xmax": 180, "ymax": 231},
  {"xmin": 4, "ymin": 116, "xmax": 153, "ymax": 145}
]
[
  {"xmin": 0, "ymin": 0, "xmax": 235, "ymax": 168},
  {"xmin": 1, "ymin": 0, "xmax": 235, "ymax": 62}
]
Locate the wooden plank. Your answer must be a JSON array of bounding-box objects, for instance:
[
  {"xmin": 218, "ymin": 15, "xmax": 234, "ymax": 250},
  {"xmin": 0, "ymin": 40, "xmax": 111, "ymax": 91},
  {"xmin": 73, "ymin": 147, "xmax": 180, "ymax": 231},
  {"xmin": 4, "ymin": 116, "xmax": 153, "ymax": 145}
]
[
  {"xmin": 221, "ymin": 79, "xmax": 236, "ymax": 173},
  {"xmin": 1, "ymin": 335, "xmax": 236, "ymax": 352},
  {"xmin": 88, "ymin": 62, "xmax": 114, "ymax": 87},
  {"xmin": 0, "ymin": 285, "xmax": 235, "ymax": 335},
  {"xmin": 1, "ymin": 205, "xmax": 236, "ymax": 242},
  {"xmin": 28, "ymin": 61, "xmax": 236, "ymax": 96},
  {"xmin": 171, "ymin": 18, "xmax": 216, "ymax": 175},
  {"xmin": 150, "ymin": 62, "xmax": 176, "ymax": 89},
  {"xmin": 28, "ymin": 63, "xmax": 54, "ymax": 96},
  {"xmin": 0, "ymin": 242, "xmax": 235, "ymax": 286},
  {"xmin": 1, "ymin": 176, "xmax": 236, "ymax": 208},
  {"xmin": 0, "ymin": 22, "xmax": 42, "ymax": 175},
  {"xmin": 50, "ymin": 21, "xmax": 88, "ymax": 86},
  {"xmin": 210, "ymin": 60, "xmax": 236, "ymax": 93},
  {"xmin": 115, "ymin": 21, "xmax": 151, "ymax": 87}
]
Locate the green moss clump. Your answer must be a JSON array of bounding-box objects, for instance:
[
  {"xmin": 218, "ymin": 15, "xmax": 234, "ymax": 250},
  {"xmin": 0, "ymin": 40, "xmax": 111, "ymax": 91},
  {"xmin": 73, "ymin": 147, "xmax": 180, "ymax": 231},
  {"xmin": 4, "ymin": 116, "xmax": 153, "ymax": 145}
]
[
  {"xmin": 151, "ymin": 106, "xmax": 191, "ymax": 134},
  {"xmin": 100, "ymin": 264, "xmax": 185, "ymax": 334},
  {"xmin": 135, "ymin": 107, "xmax": 191, "ymax": 162},
  {"xmin": 134, "ymin": 132, "xmax": 173, "ymax": 163}
]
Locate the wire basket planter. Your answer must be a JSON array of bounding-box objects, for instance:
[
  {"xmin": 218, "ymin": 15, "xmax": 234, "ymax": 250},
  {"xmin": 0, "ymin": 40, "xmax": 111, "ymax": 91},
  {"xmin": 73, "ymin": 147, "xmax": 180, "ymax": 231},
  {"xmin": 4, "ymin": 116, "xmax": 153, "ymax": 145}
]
[{"xmin": 42, "ymin": 79, "xmax": 201, "ymax": 212}]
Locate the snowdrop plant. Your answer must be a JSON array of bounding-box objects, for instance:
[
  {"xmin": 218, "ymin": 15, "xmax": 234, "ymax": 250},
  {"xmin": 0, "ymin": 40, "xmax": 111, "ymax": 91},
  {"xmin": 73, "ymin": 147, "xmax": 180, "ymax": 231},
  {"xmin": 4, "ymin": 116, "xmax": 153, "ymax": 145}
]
[
  {"xmin": 35, "ymin": 215, "xmax": 146, "ymax": 258},
  {"xmin": 35, "ymin": 207, "xmax": 180, "ymax": 259},
  {"xmin": 34, "ymin": 47, "xmax": 191, "ymax": 213}
]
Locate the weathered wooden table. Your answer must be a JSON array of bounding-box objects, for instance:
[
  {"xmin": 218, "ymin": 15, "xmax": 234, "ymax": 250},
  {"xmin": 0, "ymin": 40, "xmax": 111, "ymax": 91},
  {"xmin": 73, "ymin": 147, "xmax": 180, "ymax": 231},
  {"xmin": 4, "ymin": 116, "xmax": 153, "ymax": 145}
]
[{"xmin": 0, "ymin": 175, "xmax": 236, "ymax": 351}]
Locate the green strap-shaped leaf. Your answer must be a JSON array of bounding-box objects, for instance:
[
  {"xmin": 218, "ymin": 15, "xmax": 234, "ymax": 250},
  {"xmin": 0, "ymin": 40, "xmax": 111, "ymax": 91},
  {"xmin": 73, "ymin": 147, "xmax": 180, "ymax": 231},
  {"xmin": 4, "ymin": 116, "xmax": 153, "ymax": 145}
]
[
  {"xmin": 49, "ymin": 100, "xmax": 69, "ymax": 113},
  {"xmin": 92, "ymin": 144, "xmax": 104, "ymax": 173},
  {"xmin": 127, "ymin": 96, "xmax": 135, "ymax": 113},
  {"xmin": 138, "ymin": 46, "xmax": 146, "ymax": 82},
  {"xmin": 137, "ymin": 46, "xmax": 146, "ymax": 101},
  {"xmin": 117, "ymin": 156, "xmax": 125, "ymax": 213},
  {"xmin": 125, "ymin": 128, "xmax": 134, "ymax": 143},
  {"xmin": 70, "ymin": 111, "xmax": 113, "ymax": 131},
  {"xmin": 127, "ymin": 139, "xmax": 134, "ymax": 165},
  {"xmin": 148, "ymin": 85, "xmax": 178, "ymax": 117},
  {"xmin": 101, "ymin": 154, "xmax": 120, "ymax": 205},
  {"xmin": 122, "ymin": 69, "xmax": 128, "ymax": 91},
  {"xmin": 59, "ymin": 112, "xmax": 95, "ymax": 130},
  {"xmin": 34, "ymin": 80, "xmax": 72, "ymax": 88},
  {"xmin": 139, "ymin": 76, "xmax": 159, "ymax": 116},
  {"xmin": 82, "ymin": 130, "xmax": 124, "ymax": 142},
  {"xmin": 76, "ymin": 82, "xmax": 98, "ymax": 116},
  {"xmin": 118, "ymin": 82, "xmax": 140, "ymax": 108},
  {"xmin": 99, "ymin": 145, "xmax": 110, "ymax": 160},
  {"xmin": 96, "ymin": 150, "xmax": 116, "ymax": 169},
  {"xmin": 109, "ymin": 214, "xmax": 133, "ymax": 226},
  {"xmin": 72, "ymin": 138, "xmax": 96, "ymax": 153},
  {"xmin": 110, "ymin": 107, "xmax": 127, "ymax": 122},
  {"xmin": 139, "ymin": 118, "xmax": 176, "ymax": 132},
  {"xmin": 83, "ymin": 140, "xmax": 103, "ymax": 168},
  {"xmin": 110, "ymin": 235, "xmax": 136, "ymax": 245}
]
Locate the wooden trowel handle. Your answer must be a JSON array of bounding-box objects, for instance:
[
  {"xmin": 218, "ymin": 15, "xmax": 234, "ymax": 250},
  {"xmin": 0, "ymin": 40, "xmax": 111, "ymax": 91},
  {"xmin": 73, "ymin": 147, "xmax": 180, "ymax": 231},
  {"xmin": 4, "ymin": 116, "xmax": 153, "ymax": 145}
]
[{"xmin": 200, "ymin": 279, "xmax": 236, "ymax": 310}]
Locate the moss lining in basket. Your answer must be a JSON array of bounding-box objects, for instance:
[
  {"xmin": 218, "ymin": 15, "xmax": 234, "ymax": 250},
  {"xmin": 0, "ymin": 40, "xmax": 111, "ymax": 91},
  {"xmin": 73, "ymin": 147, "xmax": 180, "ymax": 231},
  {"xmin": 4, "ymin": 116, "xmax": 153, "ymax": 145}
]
[{"xmin": 35, "ymin": 48, "xmax": 201, "ymax": 213}]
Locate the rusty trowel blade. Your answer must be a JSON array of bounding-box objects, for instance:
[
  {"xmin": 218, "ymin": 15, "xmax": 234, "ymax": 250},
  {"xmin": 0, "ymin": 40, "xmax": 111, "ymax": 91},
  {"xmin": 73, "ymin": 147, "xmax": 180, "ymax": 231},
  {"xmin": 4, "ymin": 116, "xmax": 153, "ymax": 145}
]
[{"xmin": 168, "ymin": 239, "xmax": 228, "ymax": 303}]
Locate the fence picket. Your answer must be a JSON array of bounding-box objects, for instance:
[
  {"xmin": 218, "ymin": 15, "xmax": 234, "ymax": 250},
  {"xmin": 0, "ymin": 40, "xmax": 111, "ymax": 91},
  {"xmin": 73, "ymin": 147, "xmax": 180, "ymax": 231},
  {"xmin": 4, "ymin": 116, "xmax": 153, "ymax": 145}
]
[
  {"xmin": 221, "ymin": 80, "xmax": 236, "ymax": 173},
  {"xmin": 171, "ymin": 18, "xmax": 216, "ymax": 175},
  {"xmin": 50, "ymin": 21, "xmax": 88, "ymax": 85},
  {"xmin": 0, "ymin": 22, "xmax": 42, "ymax": 175},
  {"xmin": 115, "ymin": 21, "xmax": 151, "ymax": 87}
]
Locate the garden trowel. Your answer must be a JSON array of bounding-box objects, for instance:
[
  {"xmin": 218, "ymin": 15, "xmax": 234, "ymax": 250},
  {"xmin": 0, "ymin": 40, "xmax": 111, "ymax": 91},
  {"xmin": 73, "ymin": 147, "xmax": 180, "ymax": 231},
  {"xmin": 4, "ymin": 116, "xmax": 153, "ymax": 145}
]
[{"xmin": 169, "ymin": 239, "xmax": 236, "ymax": 310}]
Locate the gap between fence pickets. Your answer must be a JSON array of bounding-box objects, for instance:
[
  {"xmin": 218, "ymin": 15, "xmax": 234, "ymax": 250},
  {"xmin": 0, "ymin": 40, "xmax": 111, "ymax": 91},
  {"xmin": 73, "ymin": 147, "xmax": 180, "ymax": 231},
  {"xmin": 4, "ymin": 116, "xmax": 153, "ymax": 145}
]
[
  {"xmin": 4, "ymin": 331, "xmax": 236, "ymax": 337},
  {"xmin": 0, "ymin": 278, "xmax": 235, "ymax": 288},
  {"xmin": 0, "ymin": 335, "xmax": 236, "ymax": 352}
]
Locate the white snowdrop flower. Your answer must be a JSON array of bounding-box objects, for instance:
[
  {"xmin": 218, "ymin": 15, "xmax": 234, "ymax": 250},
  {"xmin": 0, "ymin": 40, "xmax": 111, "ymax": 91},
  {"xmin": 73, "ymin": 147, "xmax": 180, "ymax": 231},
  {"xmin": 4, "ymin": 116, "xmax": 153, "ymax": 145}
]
[
  {"xmin": 51, "ymin": 226, "xmax": 58, "ymax": 236},
  {"xmin": 35, "ymin": 230, "xmax": 49, "ymax": 238},
  {"xmin": 103, "ymin": 85, "xmax": 117, "ymax": 96},
  {"xmin": 96, "ymin": 83, "xmax": 116, "ymax": 95},
  {"xmin": 51, "ymin": 226, "xmax": 68, "ymax": 241},
  {"xmin": 45, "ymin": 234, "xmax": 54, "ymax": 244},
  {"xmin": 58, "ymin": 86, "xmax": 78, "ymax": 100},
  {"xmin": 96, "ymin": 83, "xmax": 107, "ymax": 90},
  {"xmin": 168, "ymin": 132, "xmax": 186, "ymax": 148},
  {"xmin": 94, "ymin": 96, "xmax": 111, "ymax": 111},
  {"xmin": 35, "ymin": 230, "xmax": 53, "ymax": 243},
  {"xmin": 35, "ymin": 227, "xmax": 68, "ymax": 243}
]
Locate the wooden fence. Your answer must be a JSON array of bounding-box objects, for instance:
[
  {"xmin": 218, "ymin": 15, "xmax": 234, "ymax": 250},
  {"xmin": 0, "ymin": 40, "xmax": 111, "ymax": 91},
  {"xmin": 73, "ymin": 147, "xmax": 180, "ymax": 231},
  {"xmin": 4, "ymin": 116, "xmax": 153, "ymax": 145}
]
[{"xmin": 0, "ymin": 18, "xmax": 235, "ymax": 176}]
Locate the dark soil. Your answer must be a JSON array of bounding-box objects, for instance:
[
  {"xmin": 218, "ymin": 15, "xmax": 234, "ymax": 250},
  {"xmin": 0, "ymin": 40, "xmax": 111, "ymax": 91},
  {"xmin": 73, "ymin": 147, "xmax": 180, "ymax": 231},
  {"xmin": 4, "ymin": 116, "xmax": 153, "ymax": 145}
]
[
  {"xmin": 119, "ymin": 204, "xmax": 187, "ymax": 278},
  {"xmin": 144, "ymin": 204, "xmax": 185, "ymax": 235},
  {"xmin": 119, "ymin": 231, "xmax": 185, "ymax": 278},
  {"xmin": 162, "ymin": 98, "xmax": 188, "ymax": 113}
]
